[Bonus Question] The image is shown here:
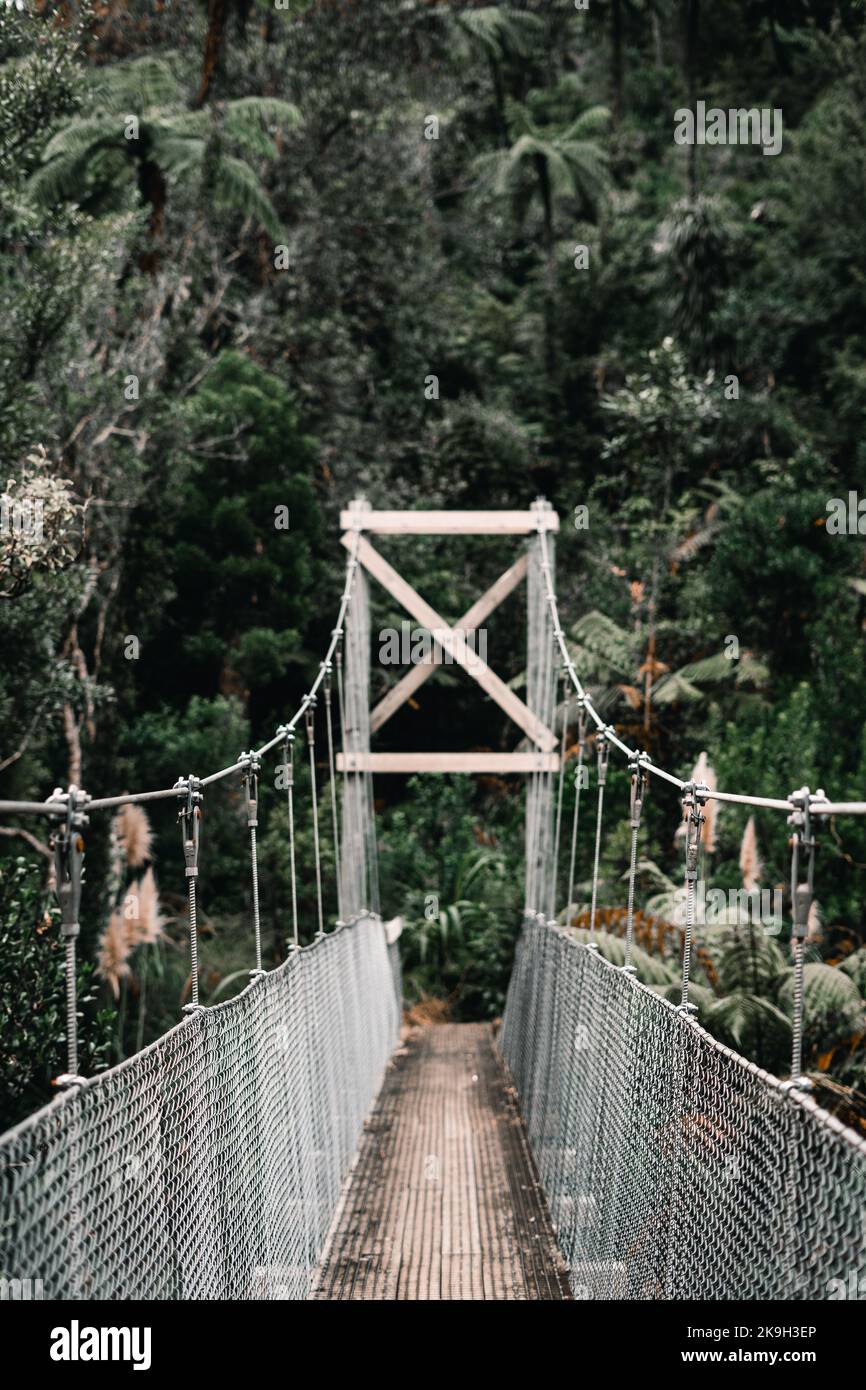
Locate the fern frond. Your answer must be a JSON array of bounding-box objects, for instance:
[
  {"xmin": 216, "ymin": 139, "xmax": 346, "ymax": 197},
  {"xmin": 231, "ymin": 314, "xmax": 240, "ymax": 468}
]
[
  {"xmin": 649, "ymin": 671, "xmax": 702, "ymax": 705},
  {"xmin": 226, "ymin": 96, "xmax": 302, "ymax": 132},
  {"xmin": 88, "ymin": 55, "xmax": 183, "ymax": 114},
  {"xmin": 562, "ymin": 104, "xmax": 611, "ymax": 141},
  {"xmin": 211, "ymin": 155, "xmax": 283, "ymax": 238},
  {"xmin": 676, "ymin": 652, "xmax": 733, "ymax": 683},
  {"xmin": 569, "ymin": 609, "xmax": 635, "ymax": 674}
]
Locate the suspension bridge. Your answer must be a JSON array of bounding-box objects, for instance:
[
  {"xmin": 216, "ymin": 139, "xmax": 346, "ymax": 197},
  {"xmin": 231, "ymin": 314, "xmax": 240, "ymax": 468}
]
[{"xmin": 1, "ymin": 500, "xmax": 865, "ymax": 1301}]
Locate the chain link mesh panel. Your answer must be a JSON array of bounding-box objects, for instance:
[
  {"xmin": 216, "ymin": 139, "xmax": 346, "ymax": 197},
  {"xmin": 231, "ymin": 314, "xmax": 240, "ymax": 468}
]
[
  {"xmin": 0, "ymin": 916, "xmax": 400, "ymax": 1300},
  {"xmin": 501, "ymin": 921, "xmax": 866, "ymax": 1301}
]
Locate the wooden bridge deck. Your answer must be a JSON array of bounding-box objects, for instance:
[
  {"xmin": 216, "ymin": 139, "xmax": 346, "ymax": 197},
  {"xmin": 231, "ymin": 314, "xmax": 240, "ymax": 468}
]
[{"xmin": 311, "ymin": 1022, "xmax": 571, "ymax": 1300}]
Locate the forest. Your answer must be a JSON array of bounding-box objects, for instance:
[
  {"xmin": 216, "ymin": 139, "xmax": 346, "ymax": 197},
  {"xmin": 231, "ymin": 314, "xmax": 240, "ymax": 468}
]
[{"xmin": 2, "ymin": 0, "xmax": 866, "ymax": 1138}]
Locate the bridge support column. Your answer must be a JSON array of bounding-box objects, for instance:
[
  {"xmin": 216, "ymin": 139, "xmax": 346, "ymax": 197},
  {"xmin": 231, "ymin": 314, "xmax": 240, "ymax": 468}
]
[
  {"xmin": 525, "ymin": 501, "xmax": 558, "ymax": 918},
  {"xmin": 340, "ymin": 501, "xmax": 379, "ymax": 918}
]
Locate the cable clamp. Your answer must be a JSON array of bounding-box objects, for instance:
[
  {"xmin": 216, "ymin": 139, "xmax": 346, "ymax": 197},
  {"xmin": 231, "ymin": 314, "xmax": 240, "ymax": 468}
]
[
  {"xmin": 175, "ymin": 775, "xmax": 202, "ymax": 877},
  {"xmin": 54, "ymin": 1073, "xmax": 87, "ymax": 1090},
  {"xmin": 781, "ymin": 1076, "xmax": 814, "ymax": 1094},
  {"xmin": 575, "ymin": 695, "xmax": 589, "ymax": 749},
  {"xmin": 681, "ymin": 780, "xmax": 707, "ymax": 878},
  {"xmin": 277, "ymin": 724, "xmax": 295, "ymax": 789},
  {"xmin": 787, "ymin": 785, "xmax": 810, "ymax": 834},
  {"xmin": 628, "ymin": 750, "xmax": 650, "ymax": 826},
  {"xmin": 48, "ymin": 785, "xmax": 89, "ymax": 941},
  {"xmin": 305, "ymin": 696, "xmax": 317, "ymax": 746},
  {"xmin": 239, "ymin": 751, "xmax": 260, "ymax": 828},
  {"xmin": 596, "ymin": 729, "xmax": 611, "ymax": 787}
]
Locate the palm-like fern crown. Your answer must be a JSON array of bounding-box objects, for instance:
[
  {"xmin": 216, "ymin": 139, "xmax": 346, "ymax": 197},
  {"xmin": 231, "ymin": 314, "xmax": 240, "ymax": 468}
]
[
  {"xmin": 454, "ymin": 6, "xmax": 544, "ymax": 62},
  {"xmin": 474, "ymin": 95, "xmax": 610, "ymax": 217},
  {"xmin": 29, "ymin": 54, "xmax": 301, "ymax": 238}
]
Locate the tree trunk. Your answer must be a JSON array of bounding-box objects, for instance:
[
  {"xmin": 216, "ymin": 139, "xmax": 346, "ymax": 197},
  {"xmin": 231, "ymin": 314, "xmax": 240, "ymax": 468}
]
[
  {"xmin": 136, "ymin": 156, "xmax": 167, "ymax": 273},
  {"xmin": 534, "ymin": 153, "xmax": 557, "ymax": 384},
  {"xmin": 611, "ymin": 0, "xmax": 624, "ymax": 126},
  {"xmin": 683, "ymin": 0, "xmax": 699, "ymax": 198},
  {"xmin": 650, "ymin": 3, "xmax": 664, "ymax": 69},
  {"xmin": 196, "ymin": 0, "xmax": 232, "ymax": 107},
  {"xmin": 137, "ymin": 157, "xmax": 167, "ymax": 239}
]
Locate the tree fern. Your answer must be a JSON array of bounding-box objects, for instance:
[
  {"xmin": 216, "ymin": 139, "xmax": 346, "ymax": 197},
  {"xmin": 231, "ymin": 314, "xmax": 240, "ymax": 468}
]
[
  {"xmin": 777, "ymin": 964, "xmax": 865, "ymax": 1051},
  {"xmin": 840, "ymin": 947, "xmax": 866, "ymax": 998},
  {"xmin": 454, "ymin": 7, "xmax": 543, "ymax": 62},
  {"xmin": 569, "ymin": 609, "xmax": 636, "ymax": 676},
  {"xmin": 704, "ymin": 994, "xmax": 791, "ymax": 1071},
  {"xmin": 28, "ymin": 53, "xmax": 296, "ymax": 241},
  {"xmin": 212, "ymin": 156, "xmax": 284, "ymax": 240}
]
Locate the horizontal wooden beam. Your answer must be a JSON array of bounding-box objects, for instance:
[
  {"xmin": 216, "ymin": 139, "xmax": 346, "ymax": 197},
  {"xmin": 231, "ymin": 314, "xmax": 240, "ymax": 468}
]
[
  {"xmin": 337, "ymin": 752, "xmax": 560, "ymax": 774},
  {"xmin": 370, "ymin": 551, "xmax": 529, "ymax": 734},
  {"xmin": 344, "ymin": 535, "xmax": 557, "ymax": 752},
  {"xmin": 339, "ymin": 509, "xmax": 559, "ymax": 535}
]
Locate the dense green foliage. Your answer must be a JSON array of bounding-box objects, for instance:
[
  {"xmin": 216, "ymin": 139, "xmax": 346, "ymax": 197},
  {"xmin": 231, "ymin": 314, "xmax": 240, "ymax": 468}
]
[
  {"xmin": 1, "ymin": 1, "xmax": 866, "ymax": 1129},
  {"xmin": 0, "ymin": 859, "xmax": 112, "ymax": 1130}
]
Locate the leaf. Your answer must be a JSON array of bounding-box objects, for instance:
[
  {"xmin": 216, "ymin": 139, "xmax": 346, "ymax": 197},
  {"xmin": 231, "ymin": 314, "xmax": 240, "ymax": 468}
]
[
  {"xmin": 212, "ymin": 156, "xmax": 285, "ymax": 239},
  {"xmin": 569, "ymin": 609, "xmax": 635, "ymax": 674},
  {"xmin": 650, "ymin": 671, "xmax": 703, "ymax": 705}
]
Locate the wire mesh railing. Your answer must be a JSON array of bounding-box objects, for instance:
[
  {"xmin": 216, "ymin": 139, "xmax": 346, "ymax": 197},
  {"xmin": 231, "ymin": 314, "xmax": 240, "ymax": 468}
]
[
  {"xmin": 501, "ymin": 920, "xmax": 866, "ymax": 1301},
  {"xmin": 0, "ymin": 917, "xmax": 400, "ymax": 1300}
]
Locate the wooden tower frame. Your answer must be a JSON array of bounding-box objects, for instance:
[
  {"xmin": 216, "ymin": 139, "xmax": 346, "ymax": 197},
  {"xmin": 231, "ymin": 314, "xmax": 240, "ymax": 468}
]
[{"xmin": 335, "ymin": 498, "xmax": 560, "ymax": 777}]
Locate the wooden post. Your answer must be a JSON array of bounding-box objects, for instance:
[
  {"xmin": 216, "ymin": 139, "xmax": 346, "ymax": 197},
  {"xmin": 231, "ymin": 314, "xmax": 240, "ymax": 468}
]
[
  {"xmin": 341, "ymin": 498, "xmax": 377, "ymax": 918},
  {"xmin": 525, "ymin": 500, "xmax": 558, "ymax": 914}
]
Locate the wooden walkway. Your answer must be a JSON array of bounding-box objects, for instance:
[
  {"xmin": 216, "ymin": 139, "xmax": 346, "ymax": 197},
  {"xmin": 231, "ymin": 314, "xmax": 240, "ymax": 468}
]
[{"xmin": 311, "ymin": 1022, "xmax": 571, "ymax": 1300}]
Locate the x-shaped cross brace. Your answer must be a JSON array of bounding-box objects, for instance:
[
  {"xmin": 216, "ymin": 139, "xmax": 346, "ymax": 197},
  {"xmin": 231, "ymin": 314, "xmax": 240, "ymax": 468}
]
[{"xmin": 341, "ymin": 534, "xmax": 557, "ymax": 753}]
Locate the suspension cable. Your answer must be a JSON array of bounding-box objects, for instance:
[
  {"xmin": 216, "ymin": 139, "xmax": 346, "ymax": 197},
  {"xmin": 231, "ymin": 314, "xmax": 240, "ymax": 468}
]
[
  {"xmin": 531, "ymin": 518, "xmax": 863, "ymax": 817},
  {"xmin": 788, "ymin": 787, "xmax": 818, "ymax": 1090},
  {"xmin": 176, "ymin": 775, "xmax": 203, "ymax": 1011},
  {"xmin": 278, "ymin": 726, "xmax": 300, "ymax": 951},
  {"xmin": 323, "ymin": 658, "xmax": 344, "ymax": 924},
  {"xmin": 49, "ymin": 786, "xmax": 88, "ymax": 1081},
  {"xmin": 549, "ymin": 670, "xmax": 569, "ymax": 921},
  {"xmin": 588, "ymin": 730, "xmax": 610, "ymax": 943},
  {"xmin": 623, "ymin": 751, "xmax": 649, "ymax": 973},
  {"xmin": 241, "ymin": 751, "xmax": 263, "ymax": 976},
  {"xmin": 0, "ymin": 532, "xmax": 364, "ymax": 818},
  {"xmin": 677, "ymin": 780, "xmax": 707, "ymax": 1014},
  {"xmin": 2, "ymin": 519, "xmax": 865, "ymax": 820},
  {"xmin": 565, "ymin": 696, "xmax": 587, "ymax": 926},
  {"xmin": 334, "ymin": 635, "xmax": 351, "ymax": 918},
  {"xmin": 306, "ymin": 699, "xmax": 325, "ymax": 938}
]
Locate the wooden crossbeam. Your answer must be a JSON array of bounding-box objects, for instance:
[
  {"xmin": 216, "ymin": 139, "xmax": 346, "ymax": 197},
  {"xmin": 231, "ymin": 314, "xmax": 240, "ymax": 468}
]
[
  {"xmin": 339, "ymin": 509, "xmax": 559, "ymax": 535},
  {"xmin": 337, "ymin": 752, "xmax": 560, "ymax": 774},
  {"xmin": 370, "ymin": 551, "xmax": 529, "ymax": 733},
  {"xmin": 343, "ymin": 534, "xmax": 557, "ymax": 753}
]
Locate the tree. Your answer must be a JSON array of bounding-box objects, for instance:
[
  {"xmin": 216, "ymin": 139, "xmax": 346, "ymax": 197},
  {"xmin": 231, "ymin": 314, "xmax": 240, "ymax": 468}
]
[
  {"xmin": 475, "ymin": 96, "xmax": 609, "ymax": 378},
  {"xmin": 29, "ymin": 55, "xmax": 300, "ymax": 244}
]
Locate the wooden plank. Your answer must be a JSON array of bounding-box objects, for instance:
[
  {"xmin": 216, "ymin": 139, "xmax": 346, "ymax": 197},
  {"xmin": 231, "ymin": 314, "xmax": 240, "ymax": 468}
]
[
  {"xmin": 340, "ymin": 509, "xmax": 559, "ymax": 535},
  {"xmin": 310, "ymin": 1024, "xmax": 572, "ymax": 1301},
  {"xmin": 337, "ymin": 752, "xmax": 560, "ymax": 774},
  {"xmin": 344, "ymin": 535, "xmax": 557, "ymax": 752},
  {"xmin": 370, "ymin": 552, "xmax": 529, "ymax": 733}
]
